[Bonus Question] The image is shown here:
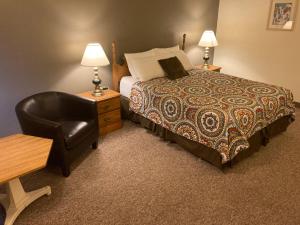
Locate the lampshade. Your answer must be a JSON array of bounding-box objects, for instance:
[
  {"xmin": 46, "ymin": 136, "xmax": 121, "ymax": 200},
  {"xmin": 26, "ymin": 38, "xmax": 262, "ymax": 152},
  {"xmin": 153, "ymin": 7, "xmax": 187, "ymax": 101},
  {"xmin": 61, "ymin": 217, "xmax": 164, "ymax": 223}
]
[
  {"xmin": 198, "ymin": 30, "xmax": 218, "ymax": 47},
  {"xmin": 81, "ymin": 43, "xmax": 110, "ymax": 67}
]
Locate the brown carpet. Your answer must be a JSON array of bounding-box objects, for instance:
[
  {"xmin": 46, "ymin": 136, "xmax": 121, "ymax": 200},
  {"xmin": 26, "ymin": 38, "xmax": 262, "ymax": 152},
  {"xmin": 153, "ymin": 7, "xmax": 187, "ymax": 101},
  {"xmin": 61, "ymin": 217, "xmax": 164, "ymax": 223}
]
[{"xmin": 13, "ymin": 109, "xmax": 300, "ymax": 225}]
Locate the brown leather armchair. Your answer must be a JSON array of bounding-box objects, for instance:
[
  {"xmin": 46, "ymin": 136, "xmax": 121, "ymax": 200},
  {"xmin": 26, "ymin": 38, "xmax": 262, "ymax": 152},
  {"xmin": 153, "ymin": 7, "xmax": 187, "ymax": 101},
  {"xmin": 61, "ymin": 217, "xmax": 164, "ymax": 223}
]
[
  {"xmin": 15, "ymin": 92, "xmax": 99, "ymax": 177},
  {"xmin": 0, "ymin": 203, "xmax": 5, "ymax": 225}
]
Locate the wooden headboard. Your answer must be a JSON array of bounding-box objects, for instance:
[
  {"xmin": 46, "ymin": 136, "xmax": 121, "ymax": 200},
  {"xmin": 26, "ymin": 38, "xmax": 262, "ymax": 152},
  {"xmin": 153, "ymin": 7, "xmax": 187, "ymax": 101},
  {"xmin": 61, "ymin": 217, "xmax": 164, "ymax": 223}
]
[{"xmin": 111, "ymin": 34, "xmax": 187, "ymax": 91}]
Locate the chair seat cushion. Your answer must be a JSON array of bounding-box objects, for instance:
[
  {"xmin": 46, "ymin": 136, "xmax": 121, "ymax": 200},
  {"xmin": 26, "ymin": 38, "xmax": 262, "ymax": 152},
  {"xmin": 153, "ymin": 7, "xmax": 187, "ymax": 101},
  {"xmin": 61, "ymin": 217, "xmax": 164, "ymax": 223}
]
[{"xmin": 62, "ymin": 120, "xmax": 96, "ymax": 149}]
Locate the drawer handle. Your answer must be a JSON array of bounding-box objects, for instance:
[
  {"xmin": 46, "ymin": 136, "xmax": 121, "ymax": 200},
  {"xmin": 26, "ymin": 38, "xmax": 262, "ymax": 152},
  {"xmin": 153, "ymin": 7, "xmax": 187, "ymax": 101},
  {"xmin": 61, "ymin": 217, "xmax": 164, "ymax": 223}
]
[{"xmin": 104, "ymin": 118, "xmax": 111, "ymax": 122}]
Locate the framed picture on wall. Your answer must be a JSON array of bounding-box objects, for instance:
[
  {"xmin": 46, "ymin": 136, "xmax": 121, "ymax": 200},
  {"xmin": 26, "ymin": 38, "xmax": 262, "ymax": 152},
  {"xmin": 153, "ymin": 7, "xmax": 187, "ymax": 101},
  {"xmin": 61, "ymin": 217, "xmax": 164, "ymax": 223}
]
[{"xmin": 267, "ymin": 0, "xmax": 298, "ymax": 30}]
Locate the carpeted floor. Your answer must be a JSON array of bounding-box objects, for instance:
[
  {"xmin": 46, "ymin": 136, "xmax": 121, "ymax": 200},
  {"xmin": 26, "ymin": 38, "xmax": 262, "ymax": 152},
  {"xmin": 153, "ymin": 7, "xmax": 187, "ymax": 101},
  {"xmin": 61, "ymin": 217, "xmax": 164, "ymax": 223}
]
[{"xmin": 12, "ymin": 109, "xmax": 300, "ymax": 225}]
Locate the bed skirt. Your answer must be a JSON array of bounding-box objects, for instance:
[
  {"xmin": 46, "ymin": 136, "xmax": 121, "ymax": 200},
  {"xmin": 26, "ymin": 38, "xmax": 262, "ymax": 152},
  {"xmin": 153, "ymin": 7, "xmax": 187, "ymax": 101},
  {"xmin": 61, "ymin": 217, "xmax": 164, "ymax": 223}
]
[{"xmin": 121, "ymin": 96, "xmax": 294, "ymax": 169}]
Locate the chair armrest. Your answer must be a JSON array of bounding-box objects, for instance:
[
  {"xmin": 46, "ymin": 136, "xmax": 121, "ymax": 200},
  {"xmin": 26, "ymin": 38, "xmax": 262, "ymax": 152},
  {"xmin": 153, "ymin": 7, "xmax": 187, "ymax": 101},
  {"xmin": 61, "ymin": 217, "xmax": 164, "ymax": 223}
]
[
  {"xmin": 60, "ymin": 93, "xmax": 98, "ymax": 121},
  {"xmin": 16, "ymin": 111, "xmax": 64, "ymax": 141},
  {"xmin": 16, "ymin": 111, "xmax": 69, "ymax": 163}
]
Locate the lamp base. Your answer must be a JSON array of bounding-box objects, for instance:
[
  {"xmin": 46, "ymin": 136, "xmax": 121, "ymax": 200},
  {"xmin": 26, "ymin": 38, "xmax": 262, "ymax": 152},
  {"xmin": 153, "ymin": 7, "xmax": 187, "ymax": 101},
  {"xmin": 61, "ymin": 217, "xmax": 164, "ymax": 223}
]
[
  {"xmin": 92, "ymin": 67, "xmax": 103, "ymax": 96},
  {"xmin": 202, "ymin": 47, "xmax": 210, "ymax": 70},
  {"xmin": 92, "ymin": 90, "xmax": 103, "ymax": 97},
  {"xmin": 92, "ymin": 86, "xmax": 108, "ymax": 96},
  {"xmin": 203, "ymin": 61, "xmax": 209, "ymax": 70}
]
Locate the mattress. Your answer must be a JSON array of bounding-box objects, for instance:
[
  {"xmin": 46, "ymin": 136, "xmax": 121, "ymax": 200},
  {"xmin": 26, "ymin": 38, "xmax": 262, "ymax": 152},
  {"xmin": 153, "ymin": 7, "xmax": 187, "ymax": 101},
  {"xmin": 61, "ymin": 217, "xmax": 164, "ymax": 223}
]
[{"xmin": 120, "ymin": 76, "xmax": 138, "ymax": 98}]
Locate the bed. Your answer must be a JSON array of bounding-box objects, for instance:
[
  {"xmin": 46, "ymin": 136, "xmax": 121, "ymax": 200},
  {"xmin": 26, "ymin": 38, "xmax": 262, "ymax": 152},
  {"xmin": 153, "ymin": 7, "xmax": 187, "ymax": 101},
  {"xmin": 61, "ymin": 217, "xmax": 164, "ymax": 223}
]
[{"xmin": 111, "ymin": 36, "xmax": 295, "ymax": 168}]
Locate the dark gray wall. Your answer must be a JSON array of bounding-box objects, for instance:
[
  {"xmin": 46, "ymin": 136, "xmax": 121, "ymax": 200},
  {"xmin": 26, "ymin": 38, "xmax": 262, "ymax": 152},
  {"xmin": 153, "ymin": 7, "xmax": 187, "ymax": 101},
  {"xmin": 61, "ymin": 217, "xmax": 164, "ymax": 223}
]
[{"xmin": 0, "ymin": 0, "xmax": 219, "ymax": 136}]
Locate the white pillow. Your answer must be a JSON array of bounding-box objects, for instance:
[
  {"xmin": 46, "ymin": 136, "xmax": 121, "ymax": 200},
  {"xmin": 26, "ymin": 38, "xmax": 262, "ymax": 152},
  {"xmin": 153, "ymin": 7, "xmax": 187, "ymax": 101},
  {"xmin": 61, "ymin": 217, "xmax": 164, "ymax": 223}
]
[
  {"xmin": 124, "ymin": 46, "xmax": 193, "ymax": 81},
  {"xmin": 129, "ymin": 56, "xmax": 165, "ymax": 82},
  {"xmin": 175, "ymin": 50, "xmax": 194, "ymax": 70},
  {"xmin": 125, "ymin": 49, "xmax": 155, "ymax": 80}
]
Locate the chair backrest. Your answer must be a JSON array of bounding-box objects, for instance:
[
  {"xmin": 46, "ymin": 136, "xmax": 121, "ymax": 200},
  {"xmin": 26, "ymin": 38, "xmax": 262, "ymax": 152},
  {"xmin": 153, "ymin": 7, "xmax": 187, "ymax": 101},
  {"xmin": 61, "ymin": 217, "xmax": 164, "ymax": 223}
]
[{"xmin": 16, "ymin": 92, "xmax": 64, "ymax": 122}]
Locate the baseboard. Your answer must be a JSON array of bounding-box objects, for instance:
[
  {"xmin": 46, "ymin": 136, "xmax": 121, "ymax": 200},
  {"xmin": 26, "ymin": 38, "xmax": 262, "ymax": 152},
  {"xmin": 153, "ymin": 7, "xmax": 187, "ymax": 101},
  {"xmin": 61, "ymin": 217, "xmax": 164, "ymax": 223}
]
[{"xmin": 295, "ymin": 102, "xmax": 300, "ymax": 108}]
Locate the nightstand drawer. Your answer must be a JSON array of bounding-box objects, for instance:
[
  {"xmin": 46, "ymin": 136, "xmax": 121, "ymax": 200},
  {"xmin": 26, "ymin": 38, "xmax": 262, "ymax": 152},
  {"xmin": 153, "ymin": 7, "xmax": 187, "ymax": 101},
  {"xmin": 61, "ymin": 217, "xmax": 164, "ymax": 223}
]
[
  {"xmin": 100, "ymin": 122, "xmax": 122, "ymax": 136},
  {"xmin": 78, "ymin": 89, "xmax": 122, "ymax": 136},
  {"xmin": 99, "ymin": 109, "xmax": 121, "ymax": 127},
  {"xmin": 98, "ymin": 97, "xmax": 120, "ymax": 114}
]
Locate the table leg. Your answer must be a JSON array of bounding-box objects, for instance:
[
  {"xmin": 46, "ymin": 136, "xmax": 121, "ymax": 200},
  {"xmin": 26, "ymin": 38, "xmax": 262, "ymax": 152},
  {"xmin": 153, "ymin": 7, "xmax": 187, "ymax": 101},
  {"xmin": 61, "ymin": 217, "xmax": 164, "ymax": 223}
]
[{"xmin": 0, "ymin": 177, "xmax": 51, "ymax": 225}]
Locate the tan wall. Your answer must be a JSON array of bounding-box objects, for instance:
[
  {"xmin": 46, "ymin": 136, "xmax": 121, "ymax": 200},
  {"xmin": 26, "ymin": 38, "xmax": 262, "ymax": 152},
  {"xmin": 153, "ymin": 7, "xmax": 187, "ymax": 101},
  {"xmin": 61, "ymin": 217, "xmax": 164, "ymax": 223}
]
[
  {"xmin": 214, "ymin": 0, "xmax": 300, "ymax": 102},
  {"xmin": 0, "ymin": 0, "xmax": 219, "ymax": 136}
]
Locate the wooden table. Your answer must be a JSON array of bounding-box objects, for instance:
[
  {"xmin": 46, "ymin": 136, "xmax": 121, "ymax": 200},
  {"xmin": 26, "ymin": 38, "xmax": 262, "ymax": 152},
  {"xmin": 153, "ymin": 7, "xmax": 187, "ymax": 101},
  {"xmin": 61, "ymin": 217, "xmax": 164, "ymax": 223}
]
[{"xmin": 0, "ymin": 134, "xmax": 53, "ymax": 225}]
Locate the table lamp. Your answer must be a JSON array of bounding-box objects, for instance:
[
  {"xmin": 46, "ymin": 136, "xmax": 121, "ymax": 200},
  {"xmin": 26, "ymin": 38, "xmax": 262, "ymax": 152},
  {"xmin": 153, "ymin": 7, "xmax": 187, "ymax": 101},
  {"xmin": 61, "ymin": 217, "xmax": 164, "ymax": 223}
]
[
  {"xmin": 81, "ymin": 43, "xmax": 110, "ymax": 96},
  {"xmin": 198, "ymin": 30, "xmax": 218, "ymax": 70}
]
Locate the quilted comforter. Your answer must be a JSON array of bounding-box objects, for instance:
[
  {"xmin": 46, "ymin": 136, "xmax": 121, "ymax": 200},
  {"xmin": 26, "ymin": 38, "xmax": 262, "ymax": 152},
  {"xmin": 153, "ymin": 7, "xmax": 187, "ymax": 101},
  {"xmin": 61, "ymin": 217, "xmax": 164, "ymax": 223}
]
[{"xmin": 129, "ymin": 69, "xmax": 295, "ymax": 163}]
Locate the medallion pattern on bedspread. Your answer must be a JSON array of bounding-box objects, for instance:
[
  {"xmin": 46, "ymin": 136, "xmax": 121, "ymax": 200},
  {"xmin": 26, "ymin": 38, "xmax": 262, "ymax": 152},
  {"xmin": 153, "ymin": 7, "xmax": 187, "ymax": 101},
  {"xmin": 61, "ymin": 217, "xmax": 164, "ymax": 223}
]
[{"xmin": 129, "ymin": 69, "xmax": 295, "ymax": 163}]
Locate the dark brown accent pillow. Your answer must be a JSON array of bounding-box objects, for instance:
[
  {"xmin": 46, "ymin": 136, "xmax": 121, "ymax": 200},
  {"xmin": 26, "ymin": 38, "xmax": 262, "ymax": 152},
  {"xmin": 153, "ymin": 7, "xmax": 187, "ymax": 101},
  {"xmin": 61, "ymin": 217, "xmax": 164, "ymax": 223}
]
[{"xmin": 158, "ymin": 56, "xmax": 189, "ymax": 80}]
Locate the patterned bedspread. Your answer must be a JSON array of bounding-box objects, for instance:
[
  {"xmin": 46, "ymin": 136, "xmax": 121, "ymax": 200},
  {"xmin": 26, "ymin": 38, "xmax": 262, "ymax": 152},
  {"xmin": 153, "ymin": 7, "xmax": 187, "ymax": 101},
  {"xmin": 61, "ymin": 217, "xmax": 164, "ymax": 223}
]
[{"xmin": 129, "ymin": 69, "xmax": 295, "ymax": 163}]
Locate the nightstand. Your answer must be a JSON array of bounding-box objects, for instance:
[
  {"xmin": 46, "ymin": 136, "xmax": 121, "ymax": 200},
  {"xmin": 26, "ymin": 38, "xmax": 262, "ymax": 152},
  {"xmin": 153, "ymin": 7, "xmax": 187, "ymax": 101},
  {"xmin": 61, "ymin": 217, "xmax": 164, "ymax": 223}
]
[
  {"xmin": 195, "ymin": 64, "xmax": 222, "ymax": 72},
  {"xmin": 78, "ymin": 90, "xmax": 122, "ymax": 136}
]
